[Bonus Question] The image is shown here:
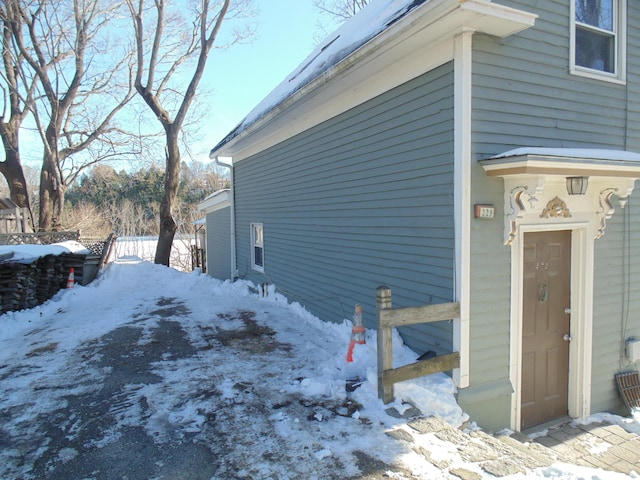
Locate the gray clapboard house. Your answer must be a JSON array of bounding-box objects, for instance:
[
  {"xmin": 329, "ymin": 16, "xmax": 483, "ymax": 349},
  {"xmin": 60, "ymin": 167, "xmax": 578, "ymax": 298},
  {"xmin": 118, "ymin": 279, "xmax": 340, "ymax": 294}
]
[{"xmin": 206, "ymin": 0, "xmax": 640, "ymax": 431}]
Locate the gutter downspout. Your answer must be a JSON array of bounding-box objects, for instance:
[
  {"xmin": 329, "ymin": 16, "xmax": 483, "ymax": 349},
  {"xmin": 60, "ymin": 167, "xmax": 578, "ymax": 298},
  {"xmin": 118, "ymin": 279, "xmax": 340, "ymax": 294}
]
[{"xmin": 213, "ymin": 156, "xmax": 237, "ymax": 280}]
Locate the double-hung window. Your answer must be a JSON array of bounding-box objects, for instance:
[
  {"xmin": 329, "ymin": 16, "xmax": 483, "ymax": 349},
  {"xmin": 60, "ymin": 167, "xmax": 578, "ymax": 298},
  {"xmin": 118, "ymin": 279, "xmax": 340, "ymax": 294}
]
[
  {"xmin": 251, "ymin": 223, "xmax": 264, "ymax": 272},
  {"xmin": 572, "ymin": 0, "xmax": 626, "ymax": 83}
]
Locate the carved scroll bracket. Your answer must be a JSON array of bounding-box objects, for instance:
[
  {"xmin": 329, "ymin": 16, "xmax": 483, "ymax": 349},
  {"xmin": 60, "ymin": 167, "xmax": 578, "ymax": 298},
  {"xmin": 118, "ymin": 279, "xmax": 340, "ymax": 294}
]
[
  {"xmin": 499, "ymin": 176, "xmax": 637, "ymax": 244},
  {"xmin": 594, "ymin": 179, "xmax": 636, "ymax": 239},
  {"xmin": 503, "ymin": 176, "xmax": 545, "ymax": 245},
  {"xmin": 482, "ymin": 150, "xmax": 640, "ymax": 246},
  {"xmin": 596, "ymin": 188, "xmax": 617, "ymax": 239}
]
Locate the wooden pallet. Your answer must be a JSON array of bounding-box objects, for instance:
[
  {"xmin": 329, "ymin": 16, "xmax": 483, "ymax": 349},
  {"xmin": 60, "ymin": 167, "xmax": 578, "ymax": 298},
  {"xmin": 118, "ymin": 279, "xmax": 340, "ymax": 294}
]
[{"xmin": 615, "ymin": 371, "xmax": 640, "ymax": 413}]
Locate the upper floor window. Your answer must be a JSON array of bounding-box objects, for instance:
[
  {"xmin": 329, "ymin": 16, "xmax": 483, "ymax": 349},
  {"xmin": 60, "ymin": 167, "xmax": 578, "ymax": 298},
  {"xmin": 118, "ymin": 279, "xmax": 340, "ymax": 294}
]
[
  {"xmin": 572, "ymin": 0, "xmax": 626, "ymax": 83},
  {"xmin": 251, "ymin": 223, "xmax": 264, "ymax": 272}
]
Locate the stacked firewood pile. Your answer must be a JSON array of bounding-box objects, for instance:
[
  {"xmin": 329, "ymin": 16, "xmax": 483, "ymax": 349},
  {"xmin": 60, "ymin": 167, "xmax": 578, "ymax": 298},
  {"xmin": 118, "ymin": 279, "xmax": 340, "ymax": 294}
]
[
  {"xmin": 0, "ymin": 256, "xmax": 66, "ymax": 313},
  {"xmin": 0, "ymin": 234, "xmax": 115, "ymax": 314}
]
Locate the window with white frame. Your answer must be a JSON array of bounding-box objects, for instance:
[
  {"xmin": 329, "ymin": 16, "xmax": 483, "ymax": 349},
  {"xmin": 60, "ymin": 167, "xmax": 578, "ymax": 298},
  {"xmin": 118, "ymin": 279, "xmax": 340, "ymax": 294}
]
[
  {"xmin": 572, "ymin": 0, "xmax": 626, "ymax": 82},
  {"xmin": 251, "ymin": 223, "xmax": 264, "ymax": 272}
]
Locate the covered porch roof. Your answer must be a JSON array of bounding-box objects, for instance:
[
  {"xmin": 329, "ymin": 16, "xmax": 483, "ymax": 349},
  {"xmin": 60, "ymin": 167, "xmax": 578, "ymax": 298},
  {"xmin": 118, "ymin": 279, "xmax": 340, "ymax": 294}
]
[
  {"xmin": 479, "ymin": 148, "xmax": 640, "ymax": 244},
  {"xmin": 480, "ymin": 148, "xmax": 640, "ymax": 177}
]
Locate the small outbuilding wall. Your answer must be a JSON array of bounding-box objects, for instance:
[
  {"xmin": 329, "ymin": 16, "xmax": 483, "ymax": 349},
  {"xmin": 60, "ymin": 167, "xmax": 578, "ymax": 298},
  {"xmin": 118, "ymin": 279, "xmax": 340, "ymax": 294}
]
[
  {"xmin": 199, "ymin": 190, "xmax": 232, "ymax": 281},
  {"xmin": 206, "ymin": 207, "xmax": 231, "ymax": 280}
]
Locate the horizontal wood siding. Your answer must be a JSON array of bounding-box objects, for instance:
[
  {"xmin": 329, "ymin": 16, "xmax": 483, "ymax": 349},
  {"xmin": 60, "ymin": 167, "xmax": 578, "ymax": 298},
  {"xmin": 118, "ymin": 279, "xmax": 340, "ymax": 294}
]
[
  {"xmin": 629, "ymin": 2, "xmax": 640, "ymax": 148},
  {"xmin": 206, "ymin": 208, "xmax": 231, "ymax": 280},
  {"xmin": 592, "ymin": 195, "xmax": 640, "ymax": 413},
  {"xmin": 474, "ymin": 0, "xmax": 640, "ymax": 157},
  {"xmin": 471, "ymin": 0, "xmax": 640, "ymax": 411},
  {"xmin": 234, "ymin": 63, "xmax": 455, "ymax": 355},
  {"xmin": 469, "ymin": 164, "xmax": 511, "ymax": 385}
]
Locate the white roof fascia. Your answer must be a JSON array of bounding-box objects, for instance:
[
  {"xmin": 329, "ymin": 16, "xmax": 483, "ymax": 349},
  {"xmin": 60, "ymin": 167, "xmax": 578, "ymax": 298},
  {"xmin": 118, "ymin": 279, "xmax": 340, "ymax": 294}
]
[
  {"xmin": 210, "ymin": 0, "xmax": 536, "ymax": 162},
  {"xmin": 198, "ymin": 189, "xmax": 231, "ymax": 213}
]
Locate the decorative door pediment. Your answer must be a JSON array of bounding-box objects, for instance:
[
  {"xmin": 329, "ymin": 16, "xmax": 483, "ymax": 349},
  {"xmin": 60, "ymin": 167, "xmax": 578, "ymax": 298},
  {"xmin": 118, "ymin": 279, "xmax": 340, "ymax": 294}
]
[{"xmin": 480, "ymin": 149, "xmax": 640, "ymax": 245}]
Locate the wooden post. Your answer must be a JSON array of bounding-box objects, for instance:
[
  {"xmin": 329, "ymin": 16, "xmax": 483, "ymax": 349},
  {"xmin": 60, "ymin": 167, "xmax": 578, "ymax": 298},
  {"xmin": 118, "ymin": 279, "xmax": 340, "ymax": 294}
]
[
  {"xmin": 376, "ymin": 286, "xmax": 394, "ymax": 403},
  {"xmin": 13, "ymin": 207, "xmax": 20, "ymax": 233},
  {"xmin": 20, "ymin": 207, "xmax": 29, "ymax": 233}
]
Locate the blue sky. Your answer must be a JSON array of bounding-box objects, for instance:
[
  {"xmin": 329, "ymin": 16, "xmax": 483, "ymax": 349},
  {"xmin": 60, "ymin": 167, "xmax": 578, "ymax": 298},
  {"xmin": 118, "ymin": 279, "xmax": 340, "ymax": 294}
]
[
  {"xmin": 198, "ymin": 0, "xmax": 334, "ymax": 160},
  {"xmin": 15, "ymin": 1, "xmax": 337, "ymax": 171}
]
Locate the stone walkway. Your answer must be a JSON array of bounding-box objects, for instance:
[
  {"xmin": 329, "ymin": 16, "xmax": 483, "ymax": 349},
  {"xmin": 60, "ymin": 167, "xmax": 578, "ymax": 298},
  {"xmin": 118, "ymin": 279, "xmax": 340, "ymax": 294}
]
[
  {"xmin": 384, "ymin": 412, "xmax": 640, "ymax": 479},
  {"xmin": 528, "ymin": 420, "xmax": 640, "ymax": 476}
]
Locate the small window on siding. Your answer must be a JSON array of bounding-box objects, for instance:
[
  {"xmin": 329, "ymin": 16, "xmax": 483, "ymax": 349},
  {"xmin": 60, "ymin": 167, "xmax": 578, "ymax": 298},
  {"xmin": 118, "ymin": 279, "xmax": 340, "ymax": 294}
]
[
  {"xmin": 251, "ymin": 223, "xmax": 264, "ymax": 272},
  {"xmin": 572, "ymin": 0, "xmax": 626, "ymax": 83}
]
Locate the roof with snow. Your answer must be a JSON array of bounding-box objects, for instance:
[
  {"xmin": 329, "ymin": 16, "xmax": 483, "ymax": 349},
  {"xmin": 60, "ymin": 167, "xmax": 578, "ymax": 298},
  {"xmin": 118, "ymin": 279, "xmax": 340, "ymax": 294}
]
[
  {"xmin": 481, "ymin": 147, "xmax": 640, "ymax": 177},
  {"xmin": 209, "ymin": 0, "xmax": 428, "ymax": 156},
  {"xmin": 488, "ymin": 148, "xmax": 640, "ymax": 164},
  {"xmin": 198, "ymin": 188, "xmax": 231, "ymax": 212}
]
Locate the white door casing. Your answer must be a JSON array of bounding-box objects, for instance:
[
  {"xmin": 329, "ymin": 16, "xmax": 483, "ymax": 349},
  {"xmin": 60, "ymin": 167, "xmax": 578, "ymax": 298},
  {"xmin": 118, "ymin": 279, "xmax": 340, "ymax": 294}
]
[{"xmin": 510, "ymin": 220, "xmax": 594, "ymax": 429}]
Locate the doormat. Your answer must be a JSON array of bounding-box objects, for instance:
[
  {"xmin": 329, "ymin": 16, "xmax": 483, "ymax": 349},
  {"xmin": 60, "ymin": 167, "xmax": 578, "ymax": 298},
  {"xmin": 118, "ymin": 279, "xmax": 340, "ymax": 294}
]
[{"xmin": 615, "ymin": 371, "xmax": 640, "ymax": 413}]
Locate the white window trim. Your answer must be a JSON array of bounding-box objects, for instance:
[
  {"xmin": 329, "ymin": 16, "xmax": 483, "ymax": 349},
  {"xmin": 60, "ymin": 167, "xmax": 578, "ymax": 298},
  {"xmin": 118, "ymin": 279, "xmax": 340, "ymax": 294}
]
[
  {"xmin": 251, "ymin": 223, "xmax": 264, "ymax": 273},
  {"xmin": 570, "ymin": 0, "xmax": 627, "ymax": 84}
]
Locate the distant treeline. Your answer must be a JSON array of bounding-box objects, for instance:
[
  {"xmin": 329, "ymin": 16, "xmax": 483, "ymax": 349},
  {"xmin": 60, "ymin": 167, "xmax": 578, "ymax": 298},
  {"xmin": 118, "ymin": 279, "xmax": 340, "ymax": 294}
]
[{"xmin": 64, "ymin": 163, "xmax": 228, "ymax": 238}]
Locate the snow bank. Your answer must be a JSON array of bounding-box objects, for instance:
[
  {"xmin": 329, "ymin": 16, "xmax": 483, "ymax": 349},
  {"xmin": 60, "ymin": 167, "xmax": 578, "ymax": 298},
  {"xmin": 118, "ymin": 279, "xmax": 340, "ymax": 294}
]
[{"xmin": 0, "ymin": 241, "xmax": 90, "ymax": 264}]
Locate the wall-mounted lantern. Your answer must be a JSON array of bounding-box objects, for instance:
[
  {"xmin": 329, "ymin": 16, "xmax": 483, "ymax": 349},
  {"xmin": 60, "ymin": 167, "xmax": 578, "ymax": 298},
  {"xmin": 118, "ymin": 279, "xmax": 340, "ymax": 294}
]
[{"xmin": 566, "ymin": 176, "xmax": 589, "ymax": 195}]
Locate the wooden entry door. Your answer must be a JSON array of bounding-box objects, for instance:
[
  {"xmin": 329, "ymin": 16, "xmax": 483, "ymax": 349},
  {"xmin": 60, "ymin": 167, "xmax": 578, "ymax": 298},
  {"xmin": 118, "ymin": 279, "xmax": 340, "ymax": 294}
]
[{"xmin": 521, "ymin": 231, "xmax": 571, "ymax": 430}]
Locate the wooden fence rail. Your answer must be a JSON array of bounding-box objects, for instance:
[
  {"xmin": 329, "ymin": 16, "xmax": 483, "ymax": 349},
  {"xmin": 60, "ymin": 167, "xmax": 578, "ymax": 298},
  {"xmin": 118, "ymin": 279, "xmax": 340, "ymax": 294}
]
[
  {"xmin": 0, "ymin": 206, "xmax": 30, "ymax": 234},
  {"xmin": 376, "ymin": 286, "xmax": 460, "ymax": 403}
]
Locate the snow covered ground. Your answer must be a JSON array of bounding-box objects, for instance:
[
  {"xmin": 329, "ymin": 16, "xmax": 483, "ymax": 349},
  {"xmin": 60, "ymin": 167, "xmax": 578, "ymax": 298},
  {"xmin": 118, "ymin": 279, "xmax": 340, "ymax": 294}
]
[
  {"xmin": 0, "ymin": 240, "xmax": 90, "ymax": 263},
  {"xmin": 0, "ymin": 259, "xmax": 638, "ymax": 479},
  {"xmin": 111, "ymin": 236, "xmax": 195, "ymax": 271}
]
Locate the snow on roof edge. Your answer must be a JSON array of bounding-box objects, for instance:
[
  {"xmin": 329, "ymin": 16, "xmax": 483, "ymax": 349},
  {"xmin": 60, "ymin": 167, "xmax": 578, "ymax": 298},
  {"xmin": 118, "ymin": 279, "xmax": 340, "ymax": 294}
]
[
  {"xmin": 200, "ymin": 188, "xmax": 230, "ymax": 202},
  {"xmin": 198, "ymin": 188, "xmax": 231, "ymax": 212},
  {"xmin": 487, "ymin": 147, "xmax": 640, "ymax": 163},
  {"xmin": 209, "ymin": 0, "xmax": 430, "ymax": 157}
]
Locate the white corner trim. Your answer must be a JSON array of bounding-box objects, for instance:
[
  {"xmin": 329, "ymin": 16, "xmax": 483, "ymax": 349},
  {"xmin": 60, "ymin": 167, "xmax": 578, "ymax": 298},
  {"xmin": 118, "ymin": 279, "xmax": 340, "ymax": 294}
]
[{"xmin": 453, "ymin": 30, "xmax": 473, "ymax": 389}]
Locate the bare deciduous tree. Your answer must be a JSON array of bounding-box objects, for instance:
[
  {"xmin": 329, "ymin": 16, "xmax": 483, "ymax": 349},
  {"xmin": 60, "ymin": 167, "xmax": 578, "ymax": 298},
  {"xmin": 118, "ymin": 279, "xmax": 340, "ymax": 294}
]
[
  {"xmin": 60, "ymin": 201, "xmax": 112, "ymax": 238},
  {"xmin": 125, "ymin": 0, "xmax": 254, "ymax": 266},
  {"xmin": 6, "ymin": 0, "xmax": 137, "ymax": 231},
  {"xmin": 105, "ymin": 198, "xmax": 159, "ymax": 238},
  {"xmin": 0, "ymin": 2, "xmax": 36, "ymax": 224},
  {"xmin": 313, "ymin": 0, "xmax": 368, "ymax": 41},
  {"xmin": 314, "ymin": 0, "xmax": 369, "ymax": 20}
]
